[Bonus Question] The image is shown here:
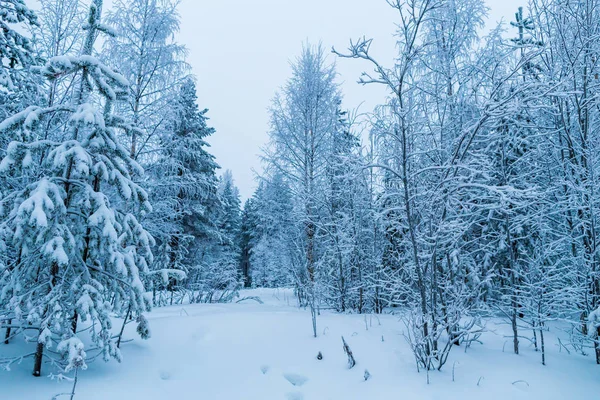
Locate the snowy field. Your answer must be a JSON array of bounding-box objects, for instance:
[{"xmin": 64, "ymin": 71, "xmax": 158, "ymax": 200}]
[{"xmin": 1, "ymin": 288, "xmax": 598, "ymax": 400}]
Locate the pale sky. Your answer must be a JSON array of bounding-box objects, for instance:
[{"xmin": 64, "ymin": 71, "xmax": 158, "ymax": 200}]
[{"xmin": 177, "ymin": 0, "xmax": 523, "ymax": 200}]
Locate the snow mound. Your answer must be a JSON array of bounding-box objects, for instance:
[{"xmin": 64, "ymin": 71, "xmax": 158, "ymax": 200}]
[
  {"xmin": 283, "ymin": 373, "xmax": 309, "ymax": 387},
  {"xmin": 286, "ymin": 391, "xmax": 304, "ymax": 400}
]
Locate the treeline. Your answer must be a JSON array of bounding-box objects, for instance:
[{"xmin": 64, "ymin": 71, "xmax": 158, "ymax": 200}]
[
  {"xmin": 241, "ymin": 0, "xmax": 600, "ymax": 371},
  {"xmin": 0, "ymin": 0, "xmax": 243, "ymax": 376}
]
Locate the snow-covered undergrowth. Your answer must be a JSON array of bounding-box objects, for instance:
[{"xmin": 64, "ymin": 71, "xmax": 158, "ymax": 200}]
[{"xmin": 1, "ymin": 289, "xmax": 597, "ymax": 400}]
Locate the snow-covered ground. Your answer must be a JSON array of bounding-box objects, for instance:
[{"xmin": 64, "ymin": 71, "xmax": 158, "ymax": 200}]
[{"xmin": 1, "ymin": 288, "xmax": 598, "ymax": 399}]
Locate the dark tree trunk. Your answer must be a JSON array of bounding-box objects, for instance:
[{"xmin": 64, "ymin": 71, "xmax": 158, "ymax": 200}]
[
  {"xmin": 4, "ymin": 319, "xmax": 11, "ymax": 345},
  {"xmin": 596, "ymin": 327, "xmax": 600, "ymax": 365},
  {"xmin": 581, "ymin": 311, "xmax": 589, "ymax": 336},
  {"xmin": 540, "ymin": 326, "xmax": 546, "ymax": 366},
  {"xmin": 33, "ymin": 341, "xmax": 44, "ymax": 377},
  {"xmin": 71, "ymin": 311, "xmax": 78, "ymax": 334},
  {"xmin": 117, "ymin": 305, "xmax": 132, "ymax": 349}
]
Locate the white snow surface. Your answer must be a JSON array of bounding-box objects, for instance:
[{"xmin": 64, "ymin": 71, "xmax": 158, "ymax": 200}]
[{"xmin": 1, "ymin": 288, "xmax": 598, "ymax": 399}]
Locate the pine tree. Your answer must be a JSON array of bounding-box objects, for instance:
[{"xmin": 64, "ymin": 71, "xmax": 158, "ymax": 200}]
[
  {"xmin": 250, "ymin": 173, "xmax": 295, "ymax": 288},
  {"xmin": 0, "ymin": 0, "xmax": 39, "ymax": 148},
  {"xmin": 216, "ymin": 170, "xmax": 242, "ymax": 270},
  {"xmin": 0, "ymin": 0, "xmax": 153, "ymax": 376},
  {"xmin": 218, "ymin": 170, "xmax": 242, "ymax": 248},
  {"xmin": 178, "ymin": 168, "xmax": 241, "ymax": 304},
  {"xmin": 205, "ymin": 170, "xmax": 243, "ymax": 298},
  {"xmin": 238, "ymin": 198, "xmax": 258, "ymax": 288},
  {"xmin": 0, "ymin": 0, "xmax": 37, "ymax": 91},
  {"xmin": 146, "ymin": 77, "xmax": 219, "ymax": 304}
]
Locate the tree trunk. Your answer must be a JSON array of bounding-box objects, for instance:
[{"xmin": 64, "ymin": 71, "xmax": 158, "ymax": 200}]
[
  {"xmin": 581, "ymin": 311, "xmax": 589, "ymax": 336},
  {"xmin": 33, "ymin": 341, "xmax": 44, "ymax": 377},
  {"xmin": 71, "ymin": 311, "xmax": 78, "ymax": 334},
  {"xmin": 506, "ymin": 215, "xmax": 519, "ymax": 355},
  {"xmin": 532, "ymin": 320, "xmax": 538, "ymax": 352},
  {"xmin": 4, "ymin": 319, "xmax": 11, "ymax": 345},
  {"xmin": 117, "ymin": 305, "xmax": 131, "ymax": 349},
  {"xmin": 596, "ymin": 326, "xmax": 600, "ymax": 365},
  {"xmin": 540, "ymin": 325, "xmax": 546, "ymax": 366},
  {"xmin": 512, "ymin": 306, "xmax": 519, "ymax": 355}
]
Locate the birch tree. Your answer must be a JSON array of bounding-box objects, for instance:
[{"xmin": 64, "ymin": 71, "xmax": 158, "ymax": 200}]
[
  {"xmin": 265, "ymin": 43, "xmax": 341, "ymax": 336},
  {"xmin": 103, "ymin": 0, "xmax": 188, "ymax": 161}
]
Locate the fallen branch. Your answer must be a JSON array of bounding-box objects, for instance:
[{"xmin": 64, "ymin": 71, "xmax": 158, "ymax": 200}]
[
  {"xmin": 236, "ymin": 296, "xmax": 264, "ymax": 304},
  {"xmin": 341, "ymin": 336, "xmax": 356, "ymax": 369}
]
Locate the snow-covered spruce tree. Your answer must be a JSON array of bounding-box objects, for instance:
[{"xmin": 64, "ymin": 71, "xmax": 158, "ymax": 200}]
[
  {"xmin": 184, "ymin": 170, "xmax": 242, "ymax": 304},
  {"xmin": 0, "ymin": 0, "xmax": 153, "ymax": 376},
  {"xmin": 238, "ymin": 198, "xmax": 258, "ymax": 288},
  {"xmin": 188, "ymin": 201, "xmax": 243, "ymax": 305},
  {"xmin": 146, "ymin": 77, "xmax": 220, "ymax": 305},
  {"xmin": 217, "ymin": 170, "xmax": 242, "ymax": 253},
  {"xmin": 209, "ymin": 170, "xmax": 243, "ymax": 299},
  {"xmin": 103, "ymin": 0, "xmax": 189, "ymax": 304},
  {"xmin": 250, "ymin": 173, "xmax": 295, "ymax": 288},
  {"xmin": 0, "ymin": 0, "xmax": 37, "ymax": 93},
  {"xmin": 0, "ymin": 0, "xmax": 39, "ymax": 144},
  {"xmin": 0, "ymin": 1, "xmax": 41, "ymax": 350}
]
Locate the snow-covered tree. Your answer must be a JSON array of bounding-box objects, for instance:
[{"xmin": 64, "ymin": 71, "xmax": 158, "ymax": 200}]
[
  {"xmin": 0, "ymin": 0, "xmax": 37, "ymax": 92},
  {"xmin": 265, "ymin": 43, "xmax": 341, "ymax": 337},
  {"xmin": 526, "ymin": 0, "xmax": 600, "ymax": 363},
  {"xmin": 0, "ymin": 0, "xmax": 153, "ymax": 376},
  {"xmin": 145, "ymin": 77, "xmax": 220, "ymax": 305},
  {"xmin": 0, "ymin": 0, "xmax": 39, "ymax": 145},
  {"xmin": 238, "ymin": 198, "xmax": 257, "ymax": 288},
  {"xmin": 250, "ymin": 173, "xmax": 295, "ymax": 288},
  {"xmin": 333, "ymin": 0, "xmax": 524, "ymax": 370},
  {"xmin": 207, "ymin": 170, "xmax": 243, "ymax": 297},
  {"xmin": 217, "ymin": 170, "xmax": 242, "ymax": 251},
  {"xmin": 31, "ymin": 0, "xmax": 85, "ymax": 62},
  {"xmin": 103, "ymin": 0, "xmax": 188, "ymax": 160},
  {"xmin": 182, "ymin": 170, "xmax": 242, "ymax": 304},
  {"xmin": 318, "ymin": 108, "xmax": 375, "ymax": 313},
  {"xmin": 29, "ymin": 0, "xmax": 85, "ymax": 109}
]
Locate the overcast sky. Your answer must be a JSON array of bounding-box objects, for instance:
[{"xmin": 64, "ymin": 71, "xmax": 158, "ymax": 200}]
[{"xmin": 176, "ymin": 0, "xmax": 523, "ymax": 200}]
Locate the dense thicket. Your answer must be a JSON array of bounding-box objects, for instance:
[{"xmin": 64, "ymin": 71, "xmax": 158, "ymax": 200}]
[{"xmin": 246, "ymin": 0, "xmax": 600, "ymax": 371}]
